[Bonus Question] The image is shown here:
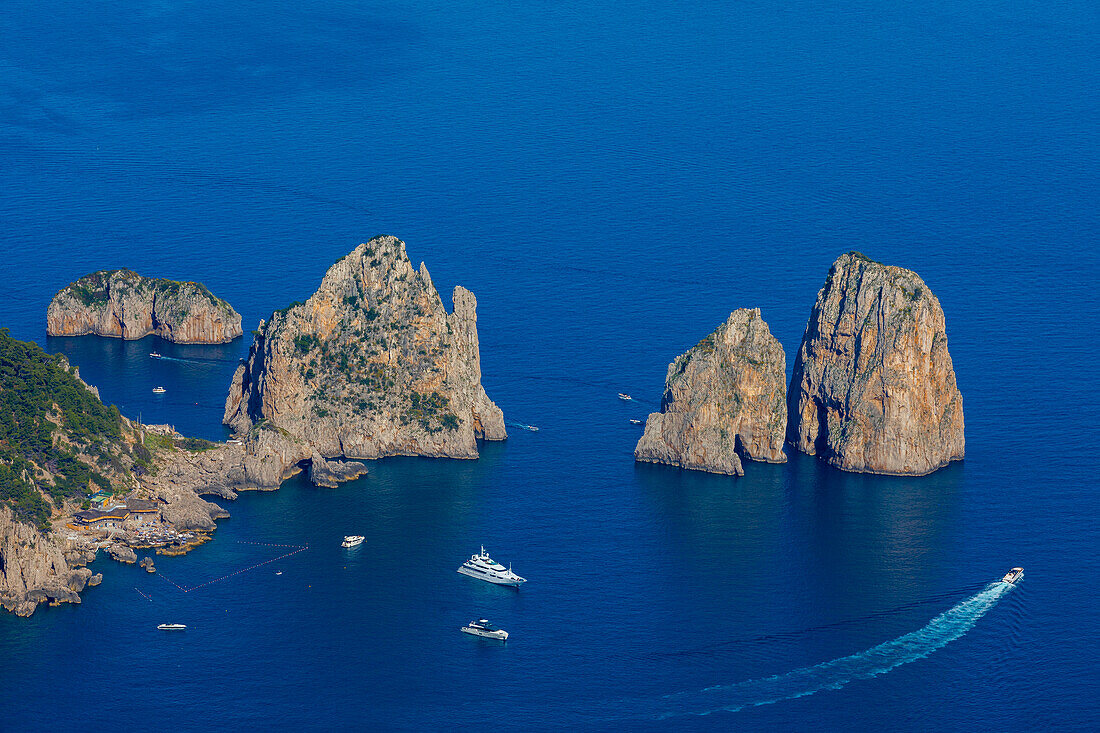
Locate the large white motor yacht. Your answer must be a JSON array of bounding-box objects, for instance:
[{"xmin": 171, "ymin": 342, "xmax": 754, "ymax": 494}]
[
  {"xmin": 457, "ymin": 546, "xmax": 526, "ymax": 587},
  {"xmin": 461, "ymin": 619, "xmax": 508, "ymax": 641},
  {"xmin": 342, "ymin": 535, "xmax": 365, "ymax": 548}
]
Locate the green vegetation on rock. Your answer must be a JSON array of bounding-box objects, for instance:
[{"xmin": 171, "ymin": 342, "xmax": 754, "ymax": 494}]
[{"xmin": 0, "ymin": 329, "xmax": 123, "ymax": 528}]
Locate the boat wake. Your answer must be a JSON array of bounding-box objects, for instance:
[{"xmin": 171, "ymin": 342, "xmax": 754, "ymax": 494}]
[{"xmin": 654, "ymin": 581, "xmax": 1015, "ymax": 719}]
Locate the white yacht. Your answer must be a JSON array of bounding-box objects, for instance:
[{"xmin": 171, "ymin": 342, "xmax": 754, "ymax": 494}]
[
  {"xmin": 149, "ymin": 352, "xmax": 162, "ymax": 359},
  {"xmin": 457, "ymin": 546, "xmax": 526, "ymax": 587},
  {"xmin": 461, "ymin": 619, "xmax": 508, "ymax": 641},
  {"xmin": 1001, "ymin": 567, "xmax": 1024, "ymax": 584},
  {"xmin": 152, "ymin": 386, "xmax": 166, "ymax": 394},
  {"xmin": 618, "ymin": 392, "xmax": 632, "ymax": 401},
  {"xmin": 342, "ymin": 535, "xmax": 365, "ymax": 548},
  {"xmin": 157, "ymin": 623, "xmax": 186, "ymax": 631}
]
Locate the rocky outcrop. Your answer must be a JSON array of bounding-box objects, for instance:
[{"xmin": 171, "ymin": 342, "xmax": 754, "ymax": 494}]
[
  {"xmin": 787, "ymin": 252, "xmax": 964, "ymax": 475},
  {"xmin": 223, "ymin": 235, "xmax": 506, "ymax": 484},
  {"xmin": 47, "ymin": 269, "xmax": 242, "ymax": 343},
  {"xmin": 634, "ymin": 309, "xmax": 787, "ymax": 476},
  {"xmin": 0, "ymin": 507, "xmax": 94, "ymax": 617},
  {"xmin": 107, "ymin": 543, "xmax": 137, "ymax": 564},
  {"xmin": 309, "ymin": 453, "xmax": 369, "ymax": 488}
]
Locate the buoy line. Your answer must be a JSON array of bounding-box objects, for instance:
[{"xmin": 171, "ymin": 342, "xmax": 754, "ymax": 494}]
[{"xmin": 156, "ymin": 543, "xmax": 309, "ymax": 594}]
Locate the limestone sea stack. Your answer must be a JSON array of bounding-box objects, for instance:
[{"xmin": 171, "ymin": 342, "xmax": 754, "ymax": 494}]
[
  {"xmin": 47, "ymin": 269, "xmax": 242, "ymax": 343},
  {"xmin": 223, "ymin": 235, "xmax": 505, "ymax": 482},
  {"xmin": 634, "ymin": 308, "xmax": 787, "ymax": 476},
  {"xmin": 787, "ymin": 252, "xmax": 964, "ymax": 475}
]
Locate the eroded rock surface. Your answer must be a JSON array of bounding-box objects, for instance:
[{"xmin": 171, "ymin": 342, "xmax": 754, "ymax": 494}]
[
  {"xmin": 635, "ymin": 309, "xmax": 787, "ymax": 475},
  {"xmin": 787, "ymin": 252, "xmax": 964, "ymax": 475},
  {"xmin": 223, "ymin": 235, "xmax": 506, "ymax": 484},
  {"xmin": 47, "ymin": 269, "xmax": 242, "ymax": 343},
  {"xmin": 0, "ymin": 507, "xmax": 93, "ymax": 616}
]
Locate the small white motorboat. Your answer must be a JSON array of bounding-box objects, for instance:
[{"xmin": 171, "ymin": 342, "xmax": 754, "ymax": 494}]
[
  {"xmin": 275, "ymin": 571, "xmax": 283, "ymax": 576},
  {"xmin": 629, "ymin": 418, "xmax": 643, "ymax": 425},
  {"xmin": 1001, "ymin": 567, "xmax": 1024, "ymax": 584},
  {"xmin": 149, "ymin": 352, "xmax": 162, "ymax": 359},
  {"xmin": 157, "ymin": 623, "xmax": 186, "ymax": 631},
  {"xmin": 342, "ymin": 535, "xmax": 365, "ymax": 548},
  {"xmin": 618, "ymin": 393, "xmax": 632, "ymax": 401},
  {"xmin": 461, "ymin": 619, "xmax": 508, "ymax": 641},
  {"xmin": 152, "ymin": 386, "xmax": 166, "ymax": 394}
]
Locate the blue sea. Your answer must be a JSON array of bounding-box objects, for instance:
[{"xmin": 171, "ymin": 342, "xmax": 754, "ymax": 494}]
[{"xmin": 1, "ymin": 0, "xmax": 1097, "ymax": 729}]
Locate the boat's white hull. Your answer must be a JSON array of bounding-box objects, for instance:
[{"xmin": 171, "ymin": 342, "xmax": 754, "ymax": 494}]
[
  {"xmin": 342, "ymin": 537, "xmax": 364, "ymax": 548},
  {"xmin": 157, "ymin": 624, "xmax": 186, "ymax": 631},
  {"xmin": 457, "ymin": 565, "xmax": 525, "ymax": 587},
  {"xmin": 461, "ymin": 626, "xmax": 508, "ymax": 641}
]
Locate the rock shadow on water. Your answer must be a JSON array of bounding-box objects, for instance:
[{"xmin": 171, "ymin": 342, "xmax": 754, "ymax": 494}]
[{"xmin": 783, "ymin": 451, "xmax": 966, "ymax": 617}]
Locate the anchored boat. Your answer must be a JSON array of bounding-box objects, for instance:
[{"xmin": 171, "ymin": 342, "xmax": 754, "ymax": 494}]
[
  {"xmin": 157, "ymin": 623, "xmax": 186, "ymax": 631},
  {"xmin": 457, "ymin": 546, "xmax": 526, "ymax": 587},
  {"xmin": 342, "ymin": 535, "xmax": 365, "ymax": 548},
  {"xmin": 461, "ymin": 619, "xmax": 508, "ymax": 641},
  {"xmin": 152, "ymin": 386, "xmax": 166, "ymax": 394}
]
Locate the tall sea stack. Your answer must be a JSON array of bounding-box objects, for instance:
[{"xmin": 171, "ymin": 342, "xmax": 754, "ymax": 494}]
[
  {"xmin": 635, "ymin": 308, "xmax": 787, "ymax": 476},
  {"xmin": 787, "ymin": 252, "xmax": 964, "ymax": 475},
  {"xmin": 223, "ymin": 235, "xmax": 505, "ymax": 482}
]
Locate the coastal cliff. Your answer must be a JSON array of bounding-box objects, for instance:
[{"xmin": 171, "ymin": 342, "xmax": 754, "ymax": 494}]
[
  {"xmin": 0, "ymin": 330, "xmax": 238, "ymax": 616},
  {"xmin": 634, "ymin": 309, "xmax": 787, "ymax": 476},
  {"xmin": 47, "ymin": 269, "xmax": 242, "ymax": 344},
  {"xmin": 223, "ymin": 235, "xmax": 505, "ymax": 484},
  {"xmin": 787, "ymin": 252, "xmax": 964, "ymax": 475}
]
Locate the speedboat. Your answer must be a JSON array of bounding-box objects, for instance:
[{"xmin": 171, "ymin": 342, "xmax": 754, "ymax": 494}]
[
  {"xmin": 1001, "ymin": 567, "xmax": 1024, "ymax": 584},
  {"xmin": 152, "ymin": 386, "xmax": 166, "ymax": 394},
  {"xmin": 461, "ymin": 619, "xmax": 508, "ymax": 641},
  {"xmin": 149, "ymin": 352, "xmax": 162, "ymax": 359},
  {"xmin": 457, "ymin": 546, "xmax": 526, "ymax": 587},
  {"xmin": 157, "ymin": 623, "xmax": 186, "ymax": 631},
  {"xmin": 629, "ymin": 418, "xmax": 643, "ymax": 425},
  {"xmin": 342, "ymin": 535, "xmax": 365, "ymax": 548},
  {"xmin": 618, "ymin": 393, "xmax": 632, "ymax": 401}
]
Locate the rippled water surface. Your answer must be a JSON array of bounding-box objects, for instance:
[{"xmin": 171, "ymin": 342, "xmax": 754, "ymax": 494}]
[{"xmin": 1, "ymin": 0, "xmax": 1097, "ymax": 729}]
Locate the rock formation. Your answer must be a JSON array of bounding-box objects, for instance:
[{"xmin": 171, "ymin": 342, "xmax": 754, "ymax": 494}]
[
  {"xmin": 47, "ymin": 269, "xmax": 242, "ymax": 343},
  {"xmin": 634, "ymin": 309, "xmax": 787, "ymax": 475},
  {"xmin": 0, "ymin": 506, "xmax": 93, "ymax": 616},
  {"xmin": 223, "ymin": 235, "xmax": 506, "ymax": 484},
  {"xmin": 787, "ymin": 252, "xmax": 964, "ymax": 475}
]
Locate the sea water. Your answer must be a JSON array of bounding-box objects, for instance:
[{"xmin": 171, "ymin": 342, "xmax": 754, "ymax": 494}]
[{"xmin": 0, "ymin": 0, "xmax": 1097, "ymax": 729}]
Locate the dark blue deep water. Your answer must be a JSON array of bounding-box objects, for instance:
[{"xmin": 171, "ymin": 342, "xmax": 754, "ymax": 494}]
[{"xmin": 1, "ymin": 1, "xmax": 1097, "ymax": 729}]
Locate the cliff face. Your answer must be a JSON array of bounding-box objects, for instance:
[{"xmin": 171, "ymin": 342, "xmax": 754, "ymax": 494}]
[
  {"xmin": 787, "ymin": 252, "xmax": 964, "ymax": 475},
  {"xmin": 0, "ymin": 506, "xmax": 93, "ymax": 616},
  {"xmin": 47, "ymin": 269, "xmax": 242, "ymax": 344},
  {"xmin": 635, "ymin": 309, "xmax": 787, "ymax": 476},
  {"xmin": 223, "ymin": 236, "xmax": 505, "ymax": 482}
]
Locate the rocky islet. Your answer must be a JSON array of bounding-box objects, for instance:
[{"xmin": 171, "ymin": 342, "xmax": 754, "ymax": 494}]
[
  {"xmin": 47, "ymin": 269, "xmax": 243, "ymax": 344},
  {"xmin": 634, "ymin": 308, "xmax": 787, "ymax": 476},
  {"xmin": 635, "ymin": 252, "xmax": 963, "ymax": 477}
]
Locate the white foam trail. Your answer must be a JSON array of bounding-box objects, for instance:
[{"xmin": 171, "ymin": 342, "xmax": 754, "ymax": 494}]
[{"xmin": 658, "ymin": 581, "xmax": 1016, "ymax": 719}]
